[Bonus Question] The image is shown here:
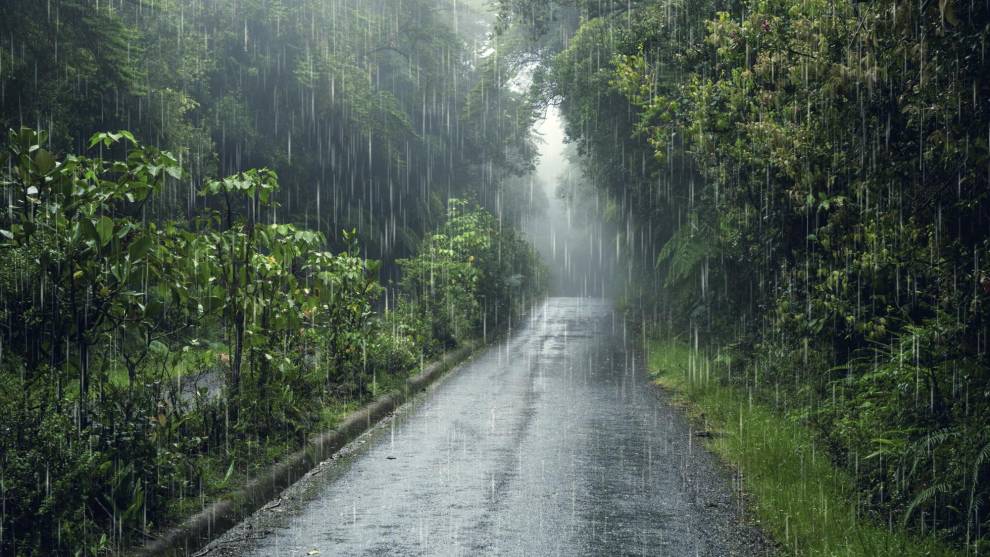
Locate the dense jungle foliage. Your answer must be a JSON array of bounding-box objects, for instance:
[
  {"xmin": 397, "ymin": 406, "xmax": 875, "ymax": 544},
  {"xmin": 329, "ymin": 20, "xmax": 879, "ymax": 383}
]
[
  {"xmin": 0, "ymin": 0, "xmax": 548, "ymax": 554},
  {"xmin": 503, "ymin": 0, "xmax": 990, "ymax": 551},
  {"xmin": 0, "ymin": 0, "xmax": 538, "ymax": 260},
  {"xmin": 0, "ymin": 128, "xmax": 544, "ymax": 554}
]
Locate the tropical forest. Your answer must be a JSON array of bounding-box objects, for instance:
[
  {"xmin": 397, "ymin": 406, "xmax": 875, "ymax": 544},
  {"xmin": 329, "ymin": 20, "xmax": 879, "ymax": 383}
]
[{"xmin": 0, "ymin": 0, "xmax": 988, "ymax": 555}]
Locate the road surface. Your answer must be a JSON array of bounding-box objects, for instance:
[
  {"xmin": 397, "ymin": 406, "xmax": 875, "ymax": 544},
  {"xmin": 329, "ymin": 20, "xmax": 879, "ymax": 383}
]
[{"xmin": 203, "ymin": 297, "xmax": 768, "ymax": 556}]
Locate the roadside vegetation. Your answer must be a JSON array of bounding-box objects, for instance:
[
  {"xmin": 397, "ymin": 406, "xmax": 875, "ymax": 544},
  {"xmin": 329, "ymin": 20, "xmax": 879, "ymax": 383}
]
[
  {"xmin": 0, "ymin": 128, "xmax": 544, "ymax": 555},
  {"xmin": 649, "ymin": 338, "xmax": 959, "ymax": 556},
  {"xmin": 0, "ymin": 0, "xmax": 549, "ymax": 554},
  {"xmin": 499, "ymin": 0, "xmax": 990, "ymax": 552}
]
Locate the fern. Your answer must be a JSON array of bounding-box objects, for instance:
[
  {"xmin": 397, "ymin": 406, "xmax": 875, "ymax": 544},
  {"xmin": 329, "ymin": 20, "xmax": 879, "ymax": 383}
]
[
  {"xmin": 903, "ymin": 482, "xmax": 952, "ymax": 527},
  {"xmin": 967, "ymin": 439, "xmax": 990, "ymax": 544},
  {"xmin": 904, "ymin": 429, "xmax": 959, "ymax": 483},
  {"xmin": 656, "ymin": 220, "xmax": 711, "ymax": 289}
]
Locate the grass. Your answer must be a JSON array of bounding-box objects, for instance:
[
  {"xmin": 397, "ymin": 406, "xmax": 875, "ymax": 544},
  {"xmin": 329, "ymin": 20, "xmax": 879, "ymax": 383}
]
[
  {"xmin": 168, "ymin": 436, "xmax": 297, "ymax": 520},
  {"xmin": 647, "ymin": 338, "xmax": 961, "ymax": 557},
  {"xmin": 319, "ymin": 399, "xmax": 362, "ymax": 430}
]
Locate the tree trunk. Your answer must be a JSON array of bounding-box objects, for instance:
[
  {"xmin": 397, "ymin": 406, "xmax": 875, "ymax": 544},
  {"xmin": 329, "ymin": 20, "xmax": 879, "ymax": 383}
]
[
  {"xmin": 231, "ymin": 307, "xmax": 244, "ymax": 417},
  {"xmin": 78, "ymin": 328, "xmax": 89, "ymax": 429},
  {"xmin": 71, "ymin": 281, "xmax": 90, "ymax": 430}
]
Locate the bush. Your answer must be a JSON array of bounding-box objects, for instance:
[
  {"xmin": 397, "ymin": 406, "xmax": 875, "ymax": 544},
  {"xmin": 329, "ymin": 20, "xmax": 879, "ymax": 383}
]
[
  {"xmin": 0, "ymin": 132, "xmax": 545, "ymax": 555},
  {"xmin": 398, "ymin": 199, "xmax": 545, "ymax": 349}
]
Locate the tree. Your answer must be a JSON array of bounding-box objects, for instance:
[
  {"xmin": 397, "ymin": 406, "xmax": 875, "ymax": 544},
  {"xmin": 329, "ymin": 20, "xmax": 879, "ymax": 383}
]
[{"xmin": 0, "ymin": 128, "xmax": 181, "ymax": 426}]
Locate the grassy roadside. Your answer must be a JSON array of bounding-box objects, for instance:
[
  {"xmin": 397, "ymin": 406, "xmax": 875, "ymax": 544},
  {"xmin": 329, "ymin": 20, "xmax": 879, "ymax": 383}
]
[{"xmin": 647, "ymin": 338, "xmax": 960, "ymax": 557}]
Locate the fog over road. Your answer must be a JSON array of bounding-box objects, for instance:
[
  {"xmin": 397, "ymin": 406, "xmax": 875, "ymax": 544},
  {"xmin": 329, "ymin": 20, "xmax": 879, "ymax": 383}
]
[{"xmin": 205, "ymin": 298, "xmax": 767, "ymax": 556}]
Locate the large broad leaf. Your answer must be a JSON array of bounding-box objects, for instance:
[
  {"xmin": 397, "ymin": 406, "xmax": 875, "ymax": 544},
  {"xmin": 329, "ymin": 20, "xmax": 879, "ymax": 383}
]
[
  {"xmin": 149, "ymin": 340, "xmax": 169, "ymax": 355},
  {"xmin": 128, "ymin": 233, "xmax": 154, "ymax": 261},
  {"xmin": 96, "ymin": 216, "xmax": 114, "ymax": 247},
  {"xmin": 34, "ymin": 148, "xmax": 55, "ymax": 174},
  {"xmin": 80, "ymin": 218, "xmax": 100, "ymax": 246}
]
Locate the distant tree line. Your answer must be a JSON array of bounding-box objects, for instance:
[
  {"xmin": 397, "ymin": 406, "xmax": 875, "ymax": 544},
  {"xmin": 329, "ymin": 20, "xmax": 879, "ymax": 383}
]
[{"xmin": 0, "ymin": 0, "xmax": 538, "ymax": 261}]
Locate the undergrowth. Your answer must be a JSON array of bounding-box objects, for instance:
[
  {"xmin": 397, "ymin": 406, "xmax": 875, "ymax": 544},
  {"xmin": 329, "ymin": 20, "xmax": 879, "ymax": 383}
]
[{"xmin": 647, "ymin": 338, "xmax": 961, "ymax": 557}]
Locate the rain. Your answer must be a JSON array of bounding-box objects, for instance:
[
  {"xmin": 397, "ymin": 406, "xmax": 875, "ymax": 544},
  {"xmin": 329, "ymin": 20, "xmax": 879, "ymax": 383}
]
[{"xmin": 0, "ymin": 0, "xmax": 987, "ymax": 556}]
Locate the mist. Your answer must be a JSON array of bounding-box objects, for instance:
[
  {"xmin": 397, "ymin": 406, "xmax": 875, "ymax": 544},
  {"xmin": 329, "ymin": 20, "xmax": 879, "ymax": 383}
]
[
  {"xmin": 2, "ymin": 0, "xmax": 985, "ymax": 555},
  {"xmin": 522, "ymin": 106, "xmax": 618, "ymax": 297}
]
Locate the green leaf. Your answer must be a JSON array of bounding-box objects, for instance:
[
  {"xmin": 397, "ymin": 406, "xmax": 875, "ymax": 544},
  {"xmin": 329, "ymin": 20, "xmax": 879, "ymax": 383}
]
[
  {"xmin": 220, "ymin": 460, "xmax": 236, "ymax": 487},
  {"xmin": 96, "ymin": 216, "xmax": 114, "ymax": 246},
  {"xmin": 89, "ymin": 132, "xmax": 109, "ymax": 148},
  {"xmin": 80, "ymin": 218, "xmax": 100, "ymax": 245},
  {"xmin": 34, "ymin": 149, "xmax": 55, "ymax": 174},
  {"xmin": 128, "ymin": 234, "xmax": 153, "ymax": 261},
  {"xmin": 116, "ymin": 222, "xmax": 134, "ymax": 239},
  {"xmin": 126, "ymin": 485, "xmax": 144, "ymax": 516},
  {"xmin": 149, "ymin": 340, "xmax": 169, "ymax": 355},
  {"xmin": 165, "ymin": 164, "xmax": 182, "ymax": 180}
]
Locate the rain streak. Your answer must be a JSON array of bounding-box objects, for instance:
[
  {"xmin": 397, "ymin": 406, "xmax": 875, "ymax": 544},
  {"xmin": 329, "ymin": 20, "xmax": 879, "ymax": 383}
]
[{"xmin": 0, "ymin": 1, "xmax": 987, "ymax": 556}]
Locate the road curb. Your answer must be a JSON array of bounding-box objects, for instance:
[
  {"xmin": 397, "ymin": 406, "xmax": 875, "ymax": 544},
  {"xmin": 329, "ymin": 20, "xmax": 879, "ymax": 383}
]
[{"xmin": 136, "ymin": 341, "xmax": 479, "ymax": 556}]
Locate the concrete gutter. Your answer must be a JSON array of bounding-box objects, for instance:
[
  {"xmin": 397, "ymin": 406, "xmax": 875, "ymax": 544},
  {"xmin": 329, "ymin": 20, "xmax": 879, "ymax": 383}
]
[{"xmin": 136, "ymin": 341, "xmax": 479, "ymax": 557}]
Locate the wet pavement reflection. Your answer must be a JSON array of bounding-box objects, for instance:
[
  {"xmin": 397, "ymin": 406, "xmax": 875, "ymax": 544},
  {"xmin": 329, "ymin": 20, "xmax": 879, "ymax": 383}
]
[{"xmin": 219, "ymin": 298, "xmax": 764, "ymax": 556}]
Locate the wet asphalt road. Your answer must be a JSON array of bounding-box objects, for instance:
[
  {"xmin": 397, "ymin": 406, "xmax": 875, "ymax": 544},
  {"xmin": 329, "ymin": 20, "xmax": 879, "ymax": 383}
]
[{"xmin": 204, "ymin": 298, "xmax": 769, "ymax": 556}]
